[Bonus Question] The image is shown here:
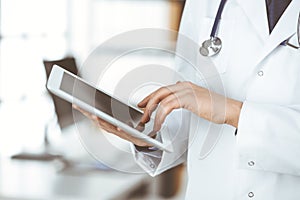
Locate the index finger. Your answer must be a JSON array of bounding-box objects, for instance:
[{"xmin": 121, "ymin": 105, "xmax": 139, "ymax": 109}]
[
  {"xmin": 139, "ymin": 83, "xmax": 187, "ymax": 123},
  {"xmin": 139, "ymin": 86, "xmax": 173, "ymax": 123}
]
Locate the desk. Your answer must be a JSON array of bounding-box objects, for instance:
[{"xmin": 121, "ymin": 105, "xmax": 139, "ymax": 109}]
[
  {"xmin": 0, "ymin": 159, "xmax": 149, "ymax": 200},
  {"xmin": 0, "ymin": 113, "xmax": 186, "ymax": 200},
  {"xmin": 0, "ymin": 119, "xmax": 150, "ymax": 200}
]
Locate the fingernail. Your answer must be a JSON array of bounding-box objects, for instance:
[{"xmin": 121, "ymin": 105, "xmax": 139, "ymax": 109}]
[
  {"xmin": 136, "ymin": 122, "xmax": 145, "ymax": 132},
  {"xmin": 138, "ymin": 102, "xmax": 144, "ymax": 107},
  {"xmin": 148, "ymin": 130, "xmax": 157, "ymax": 138}
]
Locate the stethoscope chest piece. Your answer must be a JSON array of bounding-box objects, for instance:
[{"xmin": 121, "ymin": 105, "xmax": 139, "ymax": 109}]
[{"xmin": 199, "ymin": 37, "xmax": 222, "ymax": 57}]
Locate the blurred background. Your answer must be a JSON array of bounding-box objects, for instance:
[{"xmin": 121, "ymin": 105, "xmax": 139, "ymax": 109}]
[{"xmin": 0, "ymin": 0, "xmax": 187, "ymax": 199}]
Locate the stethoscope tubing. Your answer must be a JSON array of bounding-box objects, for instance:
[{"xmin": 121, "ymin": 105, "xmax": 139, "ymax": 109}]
[
  {"xmin": 210, "ymin": 0, "xmax": 228, "ymax": 37},
  {"xmin": 297, "ymin": 12, "xmax": 300, "ymax": 46},
  {"xmin": 202, "ymin": 0, "xmax": 299, "ymax": 56}
]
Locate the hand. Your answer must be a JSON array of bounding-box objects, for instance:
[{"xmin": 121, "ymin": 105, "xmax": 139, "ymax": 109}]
[
  {"xmin": 72, "ymin": 105, "xmax": 152, "ymax": 147},
  {"xmin": 138, "ymin": 81, "xmax": 242, "ymax": 131}
]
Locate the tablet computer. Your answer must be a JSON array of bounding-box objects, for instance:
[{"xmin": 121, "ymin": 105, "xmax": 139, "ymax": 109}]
[{"xmin": 47, "ymin": 65, "xmax": 172, "ymax": 152}]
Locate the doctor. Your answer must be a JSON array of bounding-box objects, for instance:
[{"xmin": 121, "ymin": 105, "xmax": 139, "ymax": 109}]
[{"xmin": 77, "ymin": 0, "xmax": 300, "ymax": 199}]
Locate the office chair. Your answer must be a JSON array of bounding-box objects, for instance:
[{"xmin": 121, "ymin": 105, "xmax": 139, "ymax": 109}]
[
  {"xmin": 11, "ymin": 57, "xmax": 80, "ymax": 161},
  {"xmin": 43, "ymin": 56, "xmax": 79, "ymax": 128}
]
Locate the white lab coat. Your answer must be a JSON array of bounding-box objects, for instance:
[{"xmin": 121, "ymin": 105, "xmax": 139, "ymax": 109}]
[{"xmin": 132, "ymin": 0, "xmax": 300, "ymax": 199}]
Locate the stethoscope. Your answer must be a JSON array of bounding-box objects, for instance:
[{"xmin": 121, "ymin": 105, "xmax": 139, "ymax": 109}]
[
  {"xmin": 199, "ymin": 0, "xmax": 227, "ymax": 57},
  {"xmin": 298, "ymin": 13, "xmax": 300, "ymax": 45},
  {"xmin": 281, "ymin": 12, "xmax": 300, "ymax": 49},
  {"xmin": 298, "ymin": 13, "xmax": 300, "ymax": 46},
  {"xmin": 200, "ymin": 1, "xmax": 300, "ymax": 56}
]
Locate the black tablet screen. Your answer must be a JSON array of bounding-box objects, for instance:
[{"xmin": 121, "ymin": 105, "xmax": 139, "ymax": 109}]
[{"xmin": 60, "ymin": 72, "xmax": 143, "ymax": 126}]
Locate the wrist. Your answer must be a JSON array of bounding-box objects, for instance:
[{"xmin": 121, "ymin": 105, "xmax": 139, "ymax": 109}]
[{"xmin": 225, "ymin": 98, "xmax": 243, "ymax": 128}]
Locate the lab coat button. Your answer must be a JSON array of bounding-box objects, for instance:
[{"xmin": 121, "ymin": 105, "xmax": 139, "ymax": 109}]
[
  {"xmin": 257, "ymin": 70, "xmax": 264, "ymax": 76},
  {"xmin": 248, "ymin": 161, "xmax": 255, "ymax": 166},
  {"xmin": 150, "ymin": 163, "xmax": 155, "ymax": 169},
  {"xmin": 248, "ymin": 192, "xmax": 254, "ymax": 198}
]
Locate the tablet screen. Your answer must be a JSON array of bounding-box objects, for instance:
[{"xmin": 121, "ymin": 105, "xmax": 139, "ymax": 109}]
[{"xmin": 60, "ymin": 72, "xmax": 143, "ymax": 127}]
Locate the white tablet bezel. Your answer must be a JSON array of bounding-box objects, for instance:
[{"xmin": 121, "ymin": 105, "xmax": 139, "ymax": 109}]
[{"xmin": 47, "ymin": 65, "xmax": 172, "ymax": 152}]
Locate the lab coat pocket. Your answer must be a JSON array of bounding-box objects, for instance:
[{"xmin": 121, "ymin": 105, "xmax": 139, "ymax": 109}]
[{"xmin": 196, "ymin": 17, "xmax": 235, "ymax": 78}]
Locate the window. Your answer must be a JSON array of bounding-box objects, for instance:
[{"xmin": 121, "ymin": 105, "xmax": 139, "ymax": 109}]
[
  {"xmin": 0, "ymin": 0, "xmax": 69, "ymax": 155},
  {"xmin": 0, "ymin": 0, "xmax": 180, "ymax": 156}
]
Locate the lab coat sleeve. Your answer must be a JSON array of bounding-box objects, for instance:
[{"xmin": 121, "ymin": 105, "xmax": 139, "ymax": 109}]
[
  {"xmin": 130, "ymin": 0, "xmax": 199, "ymax": 176},
  {"xmin": 131, "ymin": 109, "xmax": 190, "ymax": 177},
  {"xmin": 237, "ymin": 101, "xmax": 300, "ymax": 176}
]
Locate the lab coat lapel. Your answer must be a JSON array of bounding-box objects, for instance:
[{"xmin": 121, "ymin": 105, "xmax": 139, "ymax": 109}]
[
  {"xmin": 255, "ymin": 0, "xmax": 300, "ymax": 66},
  {"xmin": 236, "ymin": 0, "xmax": 269, "ymax": 41}
]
